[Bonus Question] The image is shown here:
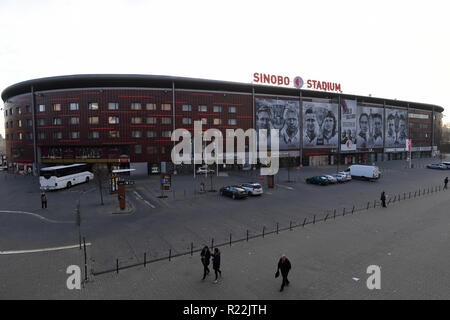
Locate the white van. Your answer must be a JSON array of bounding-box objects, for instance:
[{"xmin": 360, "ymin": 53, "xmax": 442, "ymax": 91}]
[{"xmin": 344, "ymin": 165, "xmax": 381, "ymax": 181}]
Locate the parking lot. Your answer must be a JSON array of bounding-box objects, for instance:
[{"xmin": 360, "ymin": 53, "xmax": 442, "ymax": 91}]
[{"xmin": 1, "ymin": 155, "xmax": 449, "ymax": 295}]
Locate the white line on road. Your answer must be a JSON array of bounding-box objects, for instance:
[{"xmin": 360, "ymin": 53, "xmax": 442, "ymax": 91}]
[
  {"xmin": 133, "ymin": 191, "xmax": 156, "ymax": 208},
  {"xmin": 0, "ymin": 210, "xmax": 73, "ymax": 224},
  {"xmin": 276, "ymin": 184, "xmax": 294, "ymax": 190},
  {"xmin": 0, "ymin": 243, "xmax": 92, "ymax": 255}
]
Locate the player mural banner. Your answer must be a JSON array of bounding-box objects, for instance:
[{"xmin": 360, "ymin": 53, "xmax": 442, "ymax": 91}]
[
  {"xmin": 385, "ymin": 108, "xmax": 408, "ymax": 149},
  {"xmin": 340, "ymin": 99, "xmax": 357, "ymax": 151},
  {"xmin": 302, "ymin": 101, "xmax": 339, "ymax": 148},
  {"xmin": 356, "ymin": 107, "xmax": 384, "ymax": 149},
  {"xmin": 255, "ymin": 98, "xmax": 300, "ymax": 150}
]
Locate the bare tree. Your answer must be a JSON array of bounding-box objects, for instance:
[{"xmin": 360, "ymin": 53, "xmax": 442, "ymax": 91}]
[{"xmin": 92, "ymin": 164, "xmax": 109, "ymax": 205}]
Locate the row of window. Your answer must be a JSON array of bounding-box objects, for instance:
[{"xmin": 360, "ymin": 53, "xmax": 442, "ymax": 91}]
[
  {"xmin": 4, "ymin": 103, "xmax": 238, "ymax": 116},
  {"xmin": 5, "ymin": 130, "xmax": 173, "ymax": 141},
  {"xmin": 6, "ymin": 116, "xmax": 238, "ymax": 128}
]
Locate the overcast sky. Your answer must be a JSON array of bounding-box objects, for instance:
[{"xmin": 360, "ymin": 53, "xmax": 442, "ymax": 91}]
[{"xmin": 1, "ymin": 0, "xmax": 449, "ymax": 137}]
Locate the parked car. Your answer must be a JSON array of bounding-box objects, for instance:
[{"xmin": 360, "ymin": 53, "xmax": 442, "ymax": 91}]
[
  {"xmin": 344, "ymin": 165, "xmax": 381, "ymax": 180},
  {"xmin": 197, "ymin": 166, "xmax": 215, "ymax": 174},
  {"xmin": 427, "ymin": 163, "xmax": 447, "ymax": 170},
  {"xmin": 219, "ymin": 186, "xmax": 248, "ymax": 199},
  {"xmin": 239, "ymin": 183, "xmax": 263, "ymax": 196},
  {"xmin": 331, "ymin": 173, "xmax": 347, "ymax": 183},
  {"xmin": 338, "ymin": 171, "xmax": 352, "ymax": 181},
  {"xmin": 322, "ymin": 175, "xmax": 338, "ymax": 184},
  {"xmin": 306, "ymin": 176, "xmax": 329, "ymax": 185}
]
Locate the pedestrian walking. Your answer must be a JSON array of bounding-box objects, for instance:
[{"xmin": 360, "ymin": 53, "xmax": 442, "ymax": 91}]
[
  {"xmin": 41, "ymin": 192, "xmax": 47, "ymax": 209},
  {"xmin": 212, "ymin": 248, "xmax": 222, "ymax": 283},
  {"xmin": 200, "ymin": 246, "xmax": 211, "ymax": 280},
  {"xmin": 444, "ymin": 177, "xmax": 448, "ymax": 190},
  {"xmin": 380, "ymin": 191, "xmax": 386, "ymax": 208},
  {"xmin": 275, "ymin": 254, "xmax": 291, "ymax": 292}
]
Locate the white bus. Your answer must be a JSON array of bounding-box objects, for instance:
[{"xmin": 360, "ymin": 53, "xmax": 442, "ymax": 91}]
[{"xmin": 40, "ymin": 163, "xmax": 94, "ymax": 190}]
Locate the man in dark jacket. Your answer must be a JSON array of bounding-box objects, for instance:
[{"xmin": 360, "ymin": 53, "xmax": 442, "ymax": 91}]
[
  {"xmin": 276, "ymin": 254, "xmax": 291, "ymax": 292},
  {"xmin": 380, "ymin": 191, "xmax": 386, "ymax": 208},
  {"xmin": 444, "ymin": 177, "xmax": 448, "ymax": 190},
  {"xmin": 41, "ymin": 192, "xmax": 47, "ymax": 209},
  {"xmin": 212, "ymin": 248, "xmax": 222, "ymax": 283},
  {"xmin": 200, "ymin": 246, "xmax": 211, "ymax": 280}
]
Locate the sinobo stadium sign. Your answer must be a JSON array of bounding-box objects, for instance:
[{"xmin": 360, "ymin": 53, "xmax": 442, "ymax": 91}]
[{"xmin": 252, "ymin": 72, "xmax": 342, "ymax": 92}]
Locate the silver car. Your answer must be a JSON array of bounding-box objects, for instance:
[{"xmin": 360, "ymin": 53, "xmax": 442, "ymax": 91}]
[{"xmin": 239, "ymin": 183, "xmax": 264, "ymax": 196}]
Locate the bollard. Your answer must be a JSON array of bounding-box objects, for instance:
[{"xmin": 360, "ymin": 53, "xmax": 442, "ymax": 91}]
[
  {"xmin": 190, "ymin": 243, "xmax": 193, "ymax": 256},
  {"xmin": 313, "ymin": 215, "xmax": 316, "ymax": 224},
  {"xmin": 289, "ymin": 221, "xmax": 292, "ymax": 231},
  {"xmin": 169, "ymin": 249, "xmax": 172, "ymax": 261},
  {"xmin": 303, "ymin": 218, "xmax": 306, "ymax": 227},
  {"xmin": 367, "ymin": 202, "xmax": 370, "ymax": 210},
  {"xmin": 229, "ymin": 233, "xmax": 232, "ymax": 247},
  {"xmin": 404, "ymin": 193, "xmax": 406, "ymax": 200},
  {"xmin": 276, "ymin": 223, "xmax": 279, "ymax": 234},
  {"xmin": 409, "ymin": 192, "xmax": 411, "ymax": 199},
  {"xmin": 352, "ymin": 205, "xmax": 355, "ymax": 214},
  {"xmin": 116, "ymin": 259, "xmax": 119, "ymax": 274},
  {"xmin": 343, "ymin": 207, "xmax": 346, "ymax": 216},
  {"xmin": 211, "ymin": 238, "xmax": 214, "ymax": 250},
  {"xmin": 374, "ymin": 200, "xmax": 376, "ymax": 208},
  {"xmin": 263, "ymin": 226, "xmax": 265, "ymax": 238},
  {"xmin": 414, "ymin": 191, "xmax": 417, "ymax": 198},
  {"xmin": 144, "ymin": 253, "xmax": 147, "ymax": 267},
  {"xmin": 247, "ymin": 230, "xmax": 249, "ymax": 241},
  {"xmin": 324, "ymin": 213, "xmax": 329, "ymax": 221},
  {"xmin": 333, "ymin": 209, "xmax": 336, "ymax": 219}
]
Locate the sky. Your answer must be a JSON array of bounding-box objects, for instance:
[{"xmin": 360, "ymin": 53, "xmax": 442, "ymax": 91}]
[{"xmin": 1, "ymin": 0, "xmax": 449, "ymax": 137}]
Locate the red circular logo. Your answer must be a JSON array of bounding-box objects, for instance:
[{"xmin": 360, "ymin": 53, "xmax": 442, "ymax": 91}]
[{"xmin": 293, "ymin": 76, "xmax": 304, "ymax": 89}]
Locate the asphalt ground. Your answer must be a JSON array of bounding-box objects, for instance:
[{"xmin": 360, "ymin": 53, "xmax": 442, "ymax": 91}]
[
  {"xmin": 1, "ymin": 172, "xmax": 449, "ymax": 299},
  {"xmin": 1, "ymin": 156, "xmax": 449, "ymax": 299}
]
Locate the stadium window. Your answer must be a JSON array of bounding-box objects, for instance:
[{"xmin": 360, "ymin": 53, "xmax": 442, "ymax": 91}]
[
  {"xmin": 17, "ymin": 120, "xmax": 22, "ymax": 128},
  {"xmin": 146, "ymin": 103, "xmax": 156, "ymax": 110},
  {"xmin": 213, "ymin": 118, "xmax": 222, "ymax": 125},
  {"xmin": 39, "ymin": 105, "xmax": 45, "ymax": 112},
  {"xmin": 182, "ymin": 118, "xmax": 192, "ymax": 125},
  {"xmin": 70, "ymin": 117, "xmax": 80, "ymax": 125},
  {"xmin": 198, "ymin": 105, "xmax": 208, "ymax": 112},
  {"xmin": 109, "ymin": 131, "xmax": 120, "ymax": 138},
  {"xmin": 228, "ymin": 119, "xmax": 237, "ymax": 125},
  {"xmin": 18, "ymin": 132, "xmax": 23, "ymax": 140},
  {"xmin": 161, "ymin": 117, "xmax": 172, "ymax": 124},
  {"xmin": 131, "ymin": 117, "xmax": 143, "ymax": 124},
  {"xmin": 89, "ymin": 116, "xmax": 99, "ymax": 125},
  {"xmin": 38, "ymin": 119, "xmax": 46, "ymax": 126},
  {"xmin": 213, "ymin": 106, "xmax": 222, "ymax": 113},
  {"xmin": 108, "ymin": 102, "xmax": 119, "ymax": 110},
  {"xmin": 182, "ymin": 104, "xmax": 192, "ymax": 112},
  {"xmin": 146, "ymin": 117, "xmax": 157, "ymax": 124},
  {"xmin": 162, "ymin": 131, "xmax": 171, "ymax": 138},
  {"xmin": 147, "ymin": 146, "xmax": 157, "ymax": 154},
  {"xmin": 228, "ymin": 106, "xmax": 236, "ymax": 113},
  {"xmin": 134, "ymin": 145, "xmax": 142, "ymax": 154},
  {"xmin": 89, "ymin": 102, "xmax": 99, "ymax": 110},
  {"xmin": 53, "ymin": 104, "xmax": 62, "ymax": 112},
  {"xmin": 89, "ymin": 131, "xmax": 100, "ymax": 139},
  {"xmin": 53, "ymin": 132, "xmax": 62, "ymax": 140},
  {"xmin": 108, "ymin": 116, "xmax": 119, "ymax": 124},
  {"xmin": 69, "ymin": 103, "xmax": 79, "ymax": 111},
  {"xmin": 161, "ymin": 104, "xmax": 171, "ymax": 111},
  {"xmin": 131, "ymin": 103, "xmax": 142, "ymax": 110},
  {"xmin": 132, "ymin": 131, "xmax": 142, "ymax": 138},
  {"xmin": 147, "ymin": 131, "xmax": 157, "ymax": 138},
  {"xmin": 53, "ymin": 118, "xmax": 62, "ymax": 125},
  {"xmin": 38, "ymin": 132, "xmax": 46, "ymax": 140},
  {"xmin": 70, "ymin": 131, "xmax": 80, "ymax": 139},
  {"xmin": 26, "ymin": 105, "xmax": 31, "ymax": 113},
  {"xmin": 201, "ymin": 118, "xmax": 207, "ymax": 125}
]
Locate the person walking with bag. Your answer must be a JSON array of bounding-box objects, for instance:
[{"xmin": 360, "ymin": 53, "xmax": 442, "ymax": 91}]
[
  {"xmin": 212, "ymin": 248, "xmax": 222, "ymax": 283},
  {"xmin": 444, "ymin": 177, "xmax": 448, "ymax": 190},
  {"xmin": 200, "ymin": 246, "xmax": 211, "ymax": 280},
  {"xmin": 276, "ymin": 254, "xmax": 291, "ymax": 292}
]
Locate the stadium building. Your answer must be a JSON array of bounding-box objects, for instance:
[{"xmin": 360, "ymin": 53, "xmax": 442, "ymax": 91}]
[{"xmin": 1, "ymin": 74, "xmax": 444, "ymax": 175}]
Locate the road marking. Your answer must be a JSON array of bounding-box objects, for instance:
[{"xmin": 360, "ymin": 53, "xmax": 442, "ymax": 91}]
[
  {"xmin": 276, "ymin": 184, "xmax": 294, "ymax": 190},
  {"xmin": 133, "ymin": 191, "xmax": 156, "ymax": 208},
  {"xmin": 0, "ymin": 243, "xmax": 92, "ymax": 255},
  {"xmin": 0, "ymin": 210, "xmax": 72, "ymax": 224}
]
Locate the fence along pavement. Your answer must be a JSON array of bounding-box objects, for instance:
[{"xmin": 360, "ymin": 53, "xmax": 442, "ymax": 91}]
[{"xmin": 91, "ymin": 183, "xmax": 447, "ymax": 276}]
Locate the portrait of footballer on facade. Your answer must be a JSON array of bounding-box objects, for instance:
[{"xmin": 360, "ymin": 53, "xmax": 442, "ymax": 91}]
[
  {"xmin": 255, "ymin": 98, "xmax": 300, "ymax": 150},
  {"xmin": 302, "ymin": 102, "xmax": 338, "ymax": 148},
  {"xmin": 385, "ymin": 108, "xmax": 408, "ymax": 148},
  {"xmin": 356, "ymin": 107, "xmax": 384, "ymax": 149}
]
